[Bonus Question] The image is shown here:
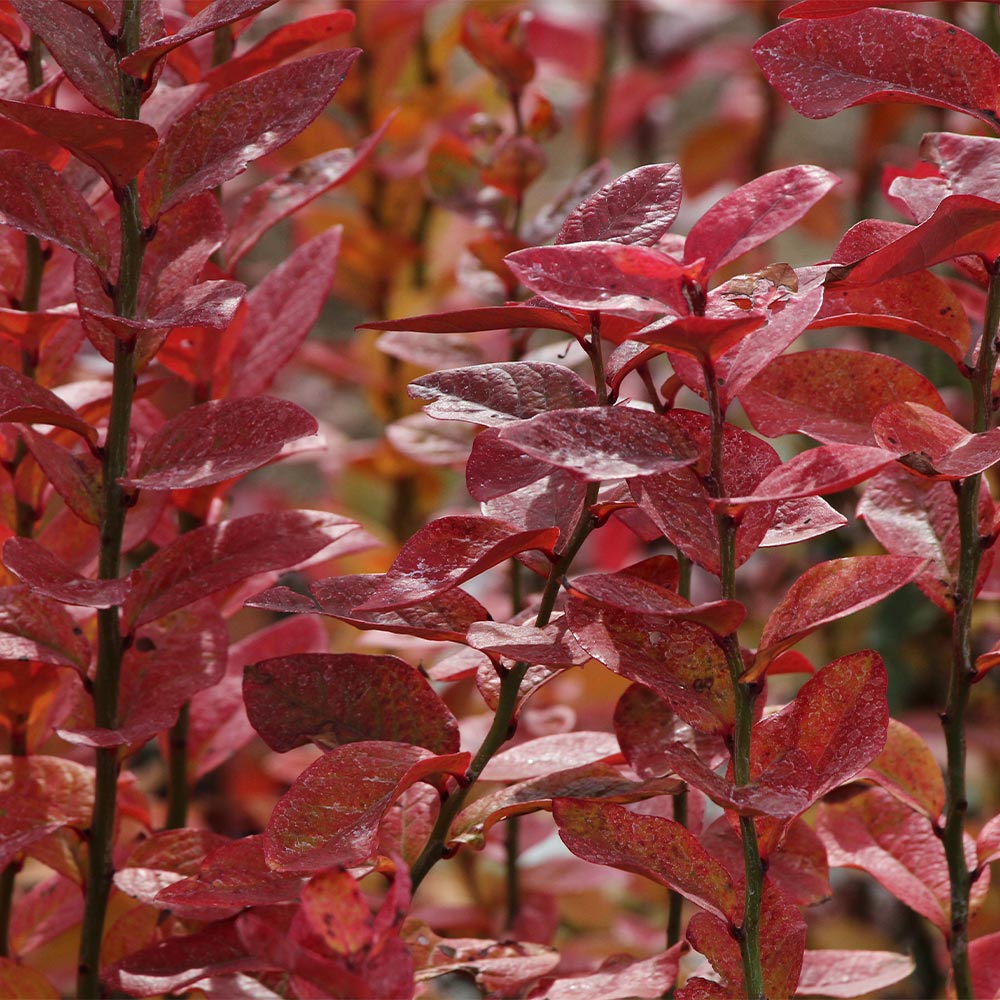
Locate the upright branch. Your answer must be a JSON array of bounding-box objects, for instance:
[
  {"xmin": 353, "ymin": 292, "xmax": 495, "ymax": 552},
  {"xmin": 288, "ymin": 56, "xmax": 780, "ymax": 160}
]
[
  {"xmin": 77, "ymin": 3, "xmax": 147, "ymax": 995},
  {"xmin": 703, "ymin": 352, "xmax": 765, "ymax": 1000},
  {"xmin": 943, "ymin": 262, "xmax": 1000, "ymax": 999}
]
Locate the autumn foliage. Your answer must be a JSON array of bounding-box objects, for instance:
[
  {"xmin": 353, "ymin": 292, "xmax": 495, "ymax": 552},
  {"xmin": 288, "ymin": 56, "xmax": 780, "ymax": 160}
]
[{"xmin": 4, "ymin": 1, "xmax": 1000, "ymax": 998}]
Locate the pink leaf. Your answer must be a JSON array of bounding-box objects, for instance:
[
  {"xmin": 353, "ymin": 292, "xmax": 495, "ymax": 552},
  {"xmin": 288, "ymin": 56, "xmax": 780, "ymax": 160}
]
[
  {"xmin": 0, "ymin": 364, "xmax": 97, "ymax": 442},
  {"xmin": 741, "ymin": 349, "xmax": 947, "ymax": 446},
  {"xmin": 969, "ymin": 933, "xmax": 1000, "ymax": 1000},
  {"xmin": 225, "ymin": 228, "xmax": 341, "ymax": 398},
  {"xmin": 264, "ymin": 741, "xmax": 470, "ymax": 871},
  {"xmin": 861, "ymin": 719, "xmax": 945, "ymax": 821},
  {"xmin": 760, "ymin": 496, "xmax": 847, "ymax": 547},
  {"xmin": 752, "ymin": 555, "xmax": 924, "ymax": 679},
  {"xmin": 468, "ymin": 616, "xmax": 591, "ymax": 667},
  {"xmin": 531, "ymin": 947, "xmax": 684, "ymax": 1000},
  {"xmin": 21, "ymin": 428, "xmax": 102, "ymax": 525},
  {"xmin": 684, "ymin": 166, "xmax": 839, "ymax": 278},
  {"xmin": 354, "ymin": 516, "xmax": 559, "ymax": 611},
  {"xmin": 243, "ymin": 652, "xmax": 459, "ymax": 754},
  {"xmin": 2, "ymin": 538, "xmax": 128, "ymax": 608},
  {"xmin": 122, "ymin": 510, "xmax": 363, "ymax": 630},
  {"xmin": 480, "ymin": 732, "xmax": 622, "ymax": 781},
  {"xmin": 126, "ymin": 396, "xmax": 317, "ymax": 490},
  {"xmin": 552, "ymin": 798, "xmax": 740, "ymax": 922},
  {"xmin": 410, "ymin": 361, "xmax": 597, "ymax": 426},
  {"xmin": 506, "ymin": 242, "xmax": 695, "ymax": 313},
  {"xmin": 121, "ymin": 0, "xmax": 283, "ymax": 77},
  {"xmin": 754, "ymin": 9, "xmax": 1000, "ymax": 129},
  {"xmin": 498, "ymin": 405, "xmax": 697, "ymax": 480},
  {"xmin": 630, "ymin": 314, "xmax": 766, "ymax": 365},
  {"xmin": 556, "ymin": 162, "xmax": 683, "ymax": 246},
  {"xmin": 141, "ymin": 50, "xmax": 360, "ymax": 220},
  {"xmin": 796, "ymin": 950, "xmax": 914, "ymax": 999},
  {"xmin": 0, "ymin": 151, "xmax": 109, "ymax": 270}
]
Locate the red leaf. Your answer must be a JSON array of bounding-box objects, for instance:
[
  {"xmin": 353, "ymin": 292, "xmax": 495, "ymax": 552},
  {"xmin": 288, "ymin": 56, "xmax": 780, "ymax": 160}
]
[
  {"xmin": 796, "ymin": 950, "xmax": 915, "ymax": 999},
  {"xmin": 568, "ymin": 597, "xmax": 735, "ymax": 736},
  {"xmin": 141, "ymin": 50, "xmax": 360, "ymax": 220},
  {"xmin": 498, "ymin": 406, "xmax": 697, "ymax": 480},
  {"xmin": 506, "ymin": 242, "xmax": 695, "ymax": 313},
  {"xmin": 920, "ymin": 131, "xmax": 1000, "ymax": 205},
  {"xmin": 630, "ymin": 314, "xmax": 766, "ymax": 365},
  {"xmin": 354, "ymin": 517, "xmax": 559, "ymax": 611},
  {"xmin": 0, "ymin": 364, "xmax": 97, "ymax": 442},
  {"xmin": 754, "ymin": 9, "xmax": 1000, "ymax": 129},
  {"xmin": 684, "ymin": 166, "xmax": 839, "ymax": 278},
  {"xmin": 156, "ymin": 836, "xmax": 303, "ymax": 911},
  {"xmin": 460, "ymin": 8, "xmax": 534, "ymax": 92},
  {"xmin": 120, "ymin": 0, "xmax": 283, "ymax": 77},
  {"xmin": 264, "ymin": 741, "xmax": 470, "ymax": 871},
  {"xmin": 224, "ymin": 228, "xmax": 341, "ymax": 398},
  {"xmin": 0, "ymin": 151, "xmax": 109, "ymax": 270},
  {"xmin": 0, "ymin": 584, "xmax": 90, "ymax": 671},
  {"xmin": 842, "ymin": 196, "xmax": 1000, "ymax": 285},
  {"xmin": 480, "ymin": 732, "xmax": 622, "ymax": 781},
  {"xmin": 122, "ymin": 510, "xmax": 363, "ymax": 630},
  {"xmin": 362, "ymin": 303, "xmax": 589, "ymax": 340},
  {"xmin": 979, "ymin": 815, "xmax": 1000, "ymax": 866},
  {"xmin": 718, "ymin": 443, "xmax": 901, "ymax": 508},
  {"xmin": 243, "ymin": 653, "xmax": 460, "ymax": 755},
  {"xmin": 468, "ymin": 616, "xmax": 591, "ymax": 667},
  {"xmin": 860, "ymin": 718, "xmax": 945, "ymax": 820},
  {"xmin": 450, "ymin": 763, "xmax": 678, "ymax": 849},
  {"xmin": 12, "ymin": 0, "xmax": 120, "ymax": 115},
  {"xmin": 0, "ymin": 100, "xmax": 158, "ymax": 192},
  {"xmin": 813, "ymin": 271, "xmax": 971, "ymax": 362},
  {"xmin": 224, "ymin": 120, "xmax": 378, "ymax": 266},
  {"xmin": 410, "ymin": 361, "xmax": 597, "ymax": 426},
  {"xmin": 760, "ymin": 497, "xmax": 847, "ymax": 547},
  {"xmin": 202, "ymin": 10, "xmax": 356, "ymax": 95},
  {"xmin": 0, "ymin": 960, "xmax": 58, "ymax": 999},
  {"xmin": 556, "ymin": 163, "xmax": 683, "ymax": 246},
  {"xmin": 752, "ymin": 556, "xmax": 923, "ymax": 679},
  {"xmin": 466, "ymin": 427, "xmax": 555, "ymax": 501},
  {"xmin": 816, "ymin": 786, "xmax": 987, "ymax": 932},
  {"xmin": 857, "ymin": 467, "xmax": 994, "ymax": 612},
  {"xmin": 741, "ymin": 349, "xmax": 947, "ymax": 446},
  {"xmin": 750, "ymin": 650, "xmax": 889, "ymax": 850},
  {"xmin": 970, "ymin": 932, "xmax": 1000, "ymax": 1000},
  {"xmin": 552, "ymin": 798, "xmax": 740, "ymax": 921},
  {"xmin": 126, "ymin": 396, "xmax": 317, "ymax": 490},
  {"xmin": 630, "ymin": 411, "xmax": 780, "ymax": 574},
  {"xmin": 0, "ymin": 756, "xmax": 94, "ymax": 868},
  {"xmin": 2, "ymin": 538, "xmax": 128, "ymax": 608},
  {"xmin": 532, "ymin": 947, "xmax": 685, "ymax": 1000},
  {"xmin": 21, "ymin": 428, "xmax": 102, "ymax": 525}
]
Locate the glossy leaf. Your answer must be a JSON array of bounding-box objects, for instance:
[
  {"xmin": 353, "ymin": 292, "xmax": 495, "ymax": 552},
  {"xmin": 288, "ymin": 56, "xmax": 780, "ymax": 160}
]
[
  {"xmin": 480, "ymin": 732, "xmax": 622, "ymax": 781},
  {"xmin": 0, "ymin": 584, "xmax": 90, "ymax": 671},
  {"xmin": 860, "ymin": 718, "xmax": 945, "ymax": 820},
  {"xmin": 630, "ymin": 411, "xmax": 780, "ymax": 574},
  {"xmin": 0, "ymin": 756, "xmax": 94, "ymax": 868},
  {"xmin": 120, "ymin": 0, "xmax": 283, "ymax": 77},
  {"xmin": 126, "ymin": 396, "xmax": 317, "ymax": 490},
  {"xmin": 244, "ymin": 653, "xmax": 459, "ymax": 755},
  {"xmin": 684, "ymin": 166, "xmax": 839, "ymax": 278},
  {"xmin": 264, "ymin": 741, "xmax": 470, "ymax": 871},
  {"xmin": 754, "ymin": 9, "xmax": 1000, "ymax": 129},
  {"xmin": 506, "ymin": 241, "xmax": 694, "ymax": 313},
  {"xmin": 531, "ymin": 947, "xmax": 684, "ymax": 1000},
  {"xmin": 0, "ymin": 364, "xmax": 97, "ymax": 442},
  {"xmin": 410, "ymin": 361, "xmax": 597, "ymax": 426},
  {"xmin": 556, "ymin": 163, "xmax": 683, "ymax": 246},
  {"xmin": 142, "ymin": 50, "xmax": 360, "ymax": 220},
  {"xmin": 0, "ymin": 151, "xmax": 108, "ymax": 269},
  {"xmin": 467, "ymin": 615, "xmax": 591, "ymax": 667},
  {"xmin": 796, "ymin": 950, "xmax": 915, "ymax": 999},
  {"xmin": 630, "ymin": 313, "xmax": 766, "ymax": 365},
  {"xmin": 123, "ymin": 510, "xmax": 363, "ymax": 630},
  {"xmin": 467, "ymin": 428, "xmax": 569, "ymax": 501},
  {"xmin": 857, "ymin": 467, "xmax": 994, "ymax": 611},
  {"xmin": 354, "ymin": 516, "xmax": 559, "ymax": 611},
  {"xmin": 362, "ymin": 303, "xmax": 588, "ymax": 339},
  {"xmin": 498, "ymin": 405, "xmax": 697, "ymax": 480},
  {"xmin": 20, "ymin": 428, "xmax": 101, "ymax": 525},
  {"xmin": 813, "ymin": 271, "xmax": 971, "ymax": 363},
  {"xmin": 741, "ymin": 349, "xmax": 947, "ymax": 446},
  {"xmin": 752, "ymin": 556, "xmax": 924, "ymax": 678},
  {"xmin": 2, "ymin": 538, "xmax": 128, "ymax": 608},
  {"xmin": 760, "ymin": 496, "xmax": 847, "ymax": 547},
  {"xmin": 969, "ymin": 934, "xmax": 1000, "ymax": 1000},
  {"xmin": 552, "ymin": 798, "xmax": 740, "ymax": 921},
  {"xmin": 225, "ymin": 227, "xmax": 341, "ymax": 398},
  {"xmin": 816, "ymin": 786, "xmax": 988, "ymax": 932}
]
